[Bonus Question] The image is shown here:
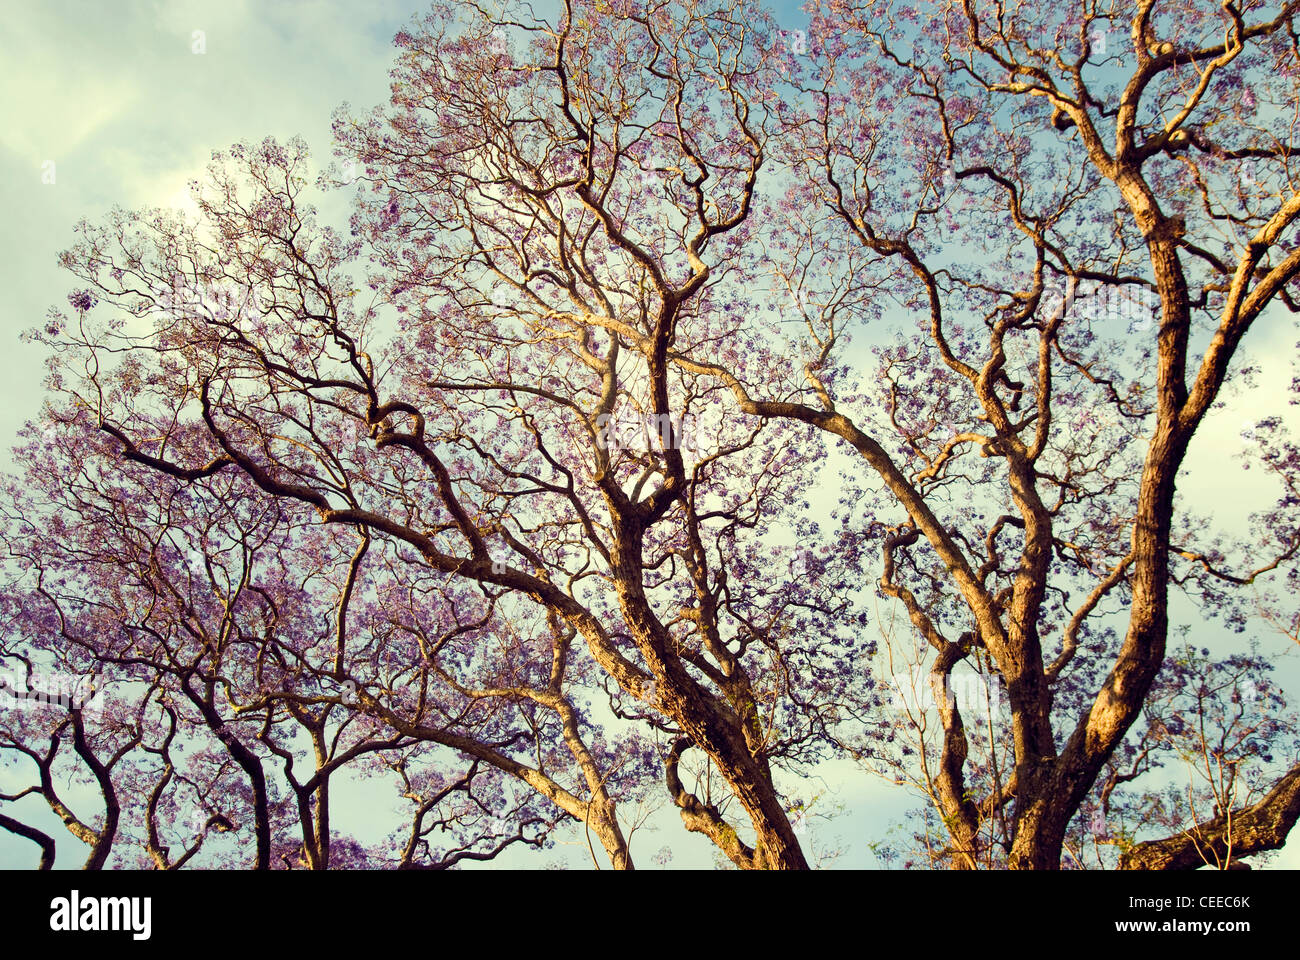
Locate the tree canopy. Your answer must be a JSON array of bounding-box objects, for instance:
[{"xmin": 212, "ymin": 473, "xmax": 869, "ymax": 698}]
[{"xmin": 3, "ymin": 0, "xmax": 1300, "ymax": 870}]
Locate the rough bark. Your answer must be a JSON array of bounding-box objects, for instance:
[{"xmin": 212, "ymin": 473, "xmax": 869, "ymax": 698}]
[{"xmin": 1120, "ymin": 764, "xmax": 1300, "ymax": 869}]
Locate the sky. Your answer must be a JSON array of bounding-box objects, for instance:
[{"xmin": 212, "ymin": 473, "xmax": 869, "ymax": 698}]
[
  {"xmin": 0, "ymin": 0, "xmax": 422, "ymax": 440},
  {"xmin": 0, "ymin": 0, "xmax": 1296, "ymax": 870}
]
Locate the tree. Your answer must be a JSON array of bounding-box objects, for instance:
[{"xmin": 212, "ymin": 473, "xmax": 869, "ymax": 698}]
[
  {"xmin": 752, "ymin": 0, "xmax": 1300, "ymax": 868},
  {"xmin": 8, "ymin": 4, "xmax": 864, "ymax": 870},
  {"xmin": 5, "ymin": 0, "xmax": 1300, "ymax": 870},
  {"xmin": 0, "ymin": 416, "xmax": 569, "ymax": 869}
]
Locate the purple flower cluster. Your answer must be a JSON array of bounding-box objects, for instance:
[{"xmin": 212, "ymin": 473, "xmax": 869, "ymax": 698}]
[{"xmin": 68, "ymin": 290, "xmax": 97, "ymax": 312}]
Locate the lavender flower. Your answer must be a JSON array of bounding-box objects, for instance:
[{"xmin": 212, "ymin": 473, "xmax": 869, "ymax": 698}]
[{"xmin": 68, "ymin": 290, "xmax": 97, "ymax": 312}]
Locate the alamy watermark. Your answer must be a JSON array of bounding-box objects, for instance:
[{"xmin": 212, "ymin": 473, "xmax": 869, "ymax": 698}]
[
  {"xmin": 1071, "ymin": 284, "xmax": 1160, "ymax": 334},
  {"xmin": 886, "ymin": 667, "xmax": 1007, "ymax": 717},
  {"xmin": 0, "ymin": 670, "xmax": 105, "ymax": 717},
  {"xmin": 1007, "ymin": 274, "xmax": 1160, "ymax": 334},
  {"xmin": 595, "ymin": 411, "xmax": 699, "ymax": 454},
  {"xmin": 50, "ymin": 890, "xmax": 151, "ymax": 940}
]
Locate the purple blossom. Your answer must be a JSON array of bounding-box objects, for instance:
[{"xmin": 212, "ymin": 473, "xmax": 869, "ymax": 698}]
[{"xmin": 68, "ymin": 290, "xmax": 97, "ymax": 312}]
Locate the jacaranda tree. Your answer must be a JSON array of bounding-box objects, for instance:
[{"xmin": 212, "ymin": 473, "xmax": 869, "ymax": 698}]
[{"xmin": 3, "ymin": 0, "xmax": 1299, "ymax": 870}]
